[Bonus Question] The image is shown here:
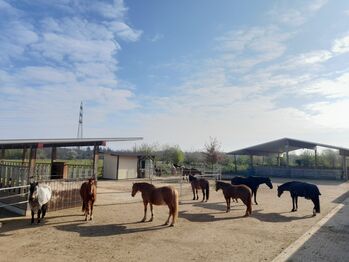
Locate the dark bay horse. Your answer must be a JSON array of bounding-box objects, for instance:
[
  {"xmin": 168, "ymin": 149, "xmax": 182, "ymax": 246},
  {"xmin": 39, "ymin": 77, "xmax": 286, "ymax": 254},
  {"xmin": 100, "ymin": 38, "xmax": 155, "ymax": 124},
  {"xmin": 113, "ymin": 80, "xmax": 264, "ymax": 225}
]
[
  {"xmin": 131, "ymin": 182, "xmax": 178, "ymax": 226},
  {"xmin": 231, "ymin": 176, "xmax": 273, "ymax": 205},
  {"xmin": 80, "ymin": 178, "xmax": 97, "ymax": 221},
  {"xmin": 189, "ymin": 174, "xmax": 209, "ymax": 202},
  {"xmin": 277, "ymin": 181, "xmax": 321, "ymax": 216},
  {"xmin": 215, "ymin": 181, "xmax": 252, "ymax": 216},
  {"xmin": 29, "ymin": 181, "xmax": 52, "ymax": 224},
  {"xmin": 181, "ymin": 167, "xmax": 202, "ymax": 181}
]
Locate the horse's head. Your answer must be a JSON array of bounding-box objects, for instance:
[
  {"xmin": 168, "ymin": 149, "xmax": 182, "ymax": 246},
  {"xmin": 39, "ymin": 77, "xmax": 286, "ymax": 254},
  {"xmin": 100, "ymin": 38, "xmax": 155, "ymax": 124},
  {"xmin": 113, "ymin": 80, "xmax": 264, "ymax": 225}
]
[
  {"xmin": 277, "ymin": 186, "xmax": 283, "ymax": 197},
  {"xmin": 215, "ymin": 181, "xmax": 221, "ymax": 192},
  {"xmin": 266, "ymin": 178, "xmax": 273, "ymax": 189},
  {"xmin": 29, "ymin": 181, "xmax": 39, "ymax": 201},
  {"xmin": 87, "ymin": 178, "xmax": 95, "ymax": 196},
  {"xmin": 131, "ymin": 183, "xmax": 138, "ymax": 197}
]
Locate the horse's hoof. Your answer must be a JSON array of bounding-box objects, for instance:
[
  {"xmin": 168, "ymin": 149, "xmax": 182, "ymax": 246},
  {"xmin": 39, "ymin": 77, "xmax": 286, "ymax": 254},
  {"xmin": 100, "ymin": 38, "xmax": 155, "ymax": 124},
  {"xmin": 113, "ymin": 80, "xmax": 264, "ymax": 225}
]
[
  {"xmin": 163, "ymin": 222, "xmax": 169, "ymax": 226},
  {"xmin": 169, "ymin": 224, "xmax": 174, "ymax": 227}
]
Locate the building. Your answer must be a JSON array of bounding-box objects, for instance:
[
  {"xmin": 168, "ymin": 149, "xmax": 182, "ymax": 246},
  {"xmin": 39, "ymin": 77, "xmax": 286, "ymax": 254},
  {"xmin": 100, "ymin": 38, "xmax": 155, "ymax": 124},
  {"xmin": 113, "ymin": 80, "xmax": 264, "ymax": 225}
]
[{"xmin": 103, "ymin": 152, "xmax": 155, "ymax": 180}]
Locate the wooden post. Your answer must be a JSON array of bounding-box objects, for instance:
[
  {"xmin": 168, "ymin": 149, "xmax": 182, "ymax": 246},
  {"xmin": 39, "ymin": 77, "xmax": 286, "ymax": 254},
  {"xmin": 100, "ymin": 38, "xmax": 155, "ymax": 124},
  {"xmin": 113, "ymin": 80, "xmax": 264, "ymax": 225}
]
[
  {"xmin": 277, "ymin": 153, "xmax": 280, "ymax": 166},
  {"xmin": 21, "ymin": 148, "xmax": 27, "ymax": 165},
  {"xmin": 93, "ymin": 145, "xmax": 99, "ymax": 181},
  {"xmin": 28, "ymin": 147, "xmax": 37, "ymax": 182},
  {"xmin": 342, "ymin": 155, "xmax": 348, "ymax": 180},
  {"xmin": 0, "ymin": 148, "xmax": 5, "ymax": 161},
  {"xmin": 314, "ymin": 147, "xmax": 318, "ymax": 168},
  {"xmin": 50, "ymin": 147, "xmax": 57, "ymax": 179},
  {"xmin": 250, "ymin": 155, "xmax": 253, "ymax": 167},
  {"xmin": 234, "ymin": 154, "xmax": 237, "ymax": 173},
  {"xmin": 285, "ymin": 144, "xmax": 289, "ymax": 167}
]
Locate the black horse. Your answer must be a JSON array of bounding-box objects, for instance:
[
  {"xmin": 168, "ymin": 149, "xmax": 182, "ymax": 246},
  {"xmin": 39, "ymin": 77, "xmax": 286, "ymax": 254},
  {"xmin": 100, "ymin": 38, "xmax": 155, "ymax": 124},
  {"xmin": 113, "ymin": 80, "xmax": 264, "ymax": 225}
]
[
  {"xmin": 231, "ymin": 176, "xmax": 273, "ymax": 205},
  {"xmin": 189, "ymin": 174, "xmax": 209, "ymax": 201},
  {"xmin": 277, "ymin": 181, "xmax": 321, "ymax": 216}
]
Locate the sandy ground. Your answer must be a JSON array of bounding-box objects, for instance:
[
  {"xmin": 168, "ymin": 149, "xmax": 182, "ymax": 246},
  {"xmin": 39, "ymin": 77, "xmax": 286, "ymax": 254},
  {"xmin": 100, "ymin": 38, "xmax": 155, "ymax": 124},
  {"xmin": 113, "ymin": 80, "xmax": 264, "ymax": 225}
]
[{"xmin": 0, "ymin": 177, "xmax": 348, "ymax": 262}]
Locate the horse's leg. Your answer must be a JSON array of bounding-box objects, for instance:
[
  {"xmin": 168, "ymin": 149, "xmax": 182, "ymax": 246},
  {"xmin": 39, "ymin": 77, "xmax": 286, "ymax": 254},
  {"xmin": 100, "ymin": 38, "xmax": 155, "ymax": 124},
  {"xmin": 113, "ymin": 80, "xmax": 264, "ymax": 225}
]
[
  {"xmin": 90, "ymin": 201, "xmax": 94, "ymax": 220},
  {"xmin": 201, "ymin": 188, "xmax": 205, "ymax": 202},
  {"xmin": 253, "ymin": 189, "xmax": 258, "ymax": 205},
  {"xmin": 141, "ymin": 201, "xmax": 147, "ymax": 222},
  {"xmin": 191, "ymin": 184, "xmax": 196, "ymax": 200},
  {"xmin": 225, "ymin": 197, "xmax": 231, "ymax": 212},
  {"xmin": 149, "ymin": 203, "xmax": 154, "ymax": 222},
  {"xmin": 291, "ymin": 196, "xmax": 296, "ymax": 212},
  {"xmin": 37, "ymin": 209, "xmax": 41, "ymax": 224},
  {"xmin": 31, "ymin": 210, "xmax": 35, "ymax": 224},
  {"xmin": 41, "ymin": 205, "xmax": 47, "ymax": 219},
  {"xmin": 164, "ymin": 205, "xmax": 171, "ymax": 226},
  {"xmin": 295, "ymin": 196, "xmax": 298, "ymax": 211},
  {"xmin": 195, "ymin": 188, "xmax": 199, "ymax": 200}
]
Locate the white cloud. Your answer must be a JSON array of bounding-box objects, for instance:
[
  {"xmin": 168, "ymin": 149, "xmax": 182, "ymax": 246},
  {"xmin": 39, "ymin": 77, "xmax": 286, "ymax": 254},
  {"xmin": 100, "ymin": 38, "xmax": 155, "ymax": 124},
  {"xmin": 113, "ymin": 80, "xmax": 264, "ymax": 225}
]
[
  {"xmin": 0, "ymin": 0, "xmax": 141, "ymax": 139},
  {"xmin": 332, "ymin": 33, "xmax": 349, "ymax": 54},
  {"xmin": 270, "ymin": 0, "xmax": 328, "ymax": 26}
]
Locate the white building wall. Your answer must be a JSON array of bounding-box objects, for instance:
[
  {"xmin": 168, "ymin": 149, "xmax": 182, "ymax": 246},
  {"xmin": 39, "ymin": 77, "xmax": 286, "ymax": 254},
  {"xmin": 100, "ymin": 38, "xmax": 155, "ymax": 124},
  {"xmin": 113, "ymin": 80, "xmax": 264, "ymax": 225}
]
[
  {"xmin": 118, "ymin": 156, "xmax": 138, "ymax": 179},
  {"xmin": 103, "ymin": 154, "xmax": 117, "ymax": 179}
]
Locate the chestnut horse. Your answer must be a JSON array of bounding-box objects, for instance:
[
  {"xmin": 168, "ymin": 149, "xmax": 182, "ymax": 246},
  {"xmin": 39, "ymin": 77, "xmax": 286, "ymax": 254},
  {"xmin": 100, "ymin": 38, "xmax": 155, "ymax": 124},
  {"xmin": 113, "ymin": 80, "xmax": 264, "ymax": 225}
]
[
  {"xmin": 80, "ymin": 178, "xmax": 97, "ymax": 221},
  {"xmin": 188, "ymin": 174, "xmax": 209, "ymax": 202},
  {"xmin": 131, "ymin": 182, "xmax": 178, "ymax": 226},
  {"xmin": 215, "ymin": 180, "xmax": 252, "ymax": 217}
]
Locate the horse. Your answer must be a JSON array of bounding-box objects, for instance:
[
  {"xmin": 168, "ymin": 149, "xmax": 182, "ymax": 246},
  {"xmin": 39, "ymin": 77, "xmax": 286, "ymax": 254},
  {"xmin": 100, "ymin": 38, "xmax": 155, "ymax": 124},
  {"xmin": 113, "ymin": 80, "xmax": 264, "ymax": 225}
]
[
  {"xmin": 188, "ymin": 174, "xmax": 209, "ymax": 202},
  {"xmin": 80, "ymin": 178, "xmax": 97, "ymax": 221},
  {"xmin": 29, "ymin": 181, "xmax": 52, "ymax": 224},
  {"xmin": 215, "ymin": 180, "xmax": 252, "ymax": 216},
  {"xmin": 277, "ymin": 181, "xmax": 321, "ymax": 216},
  {"xmin": 181, "ymin": 167, "xmax": 202, "ymax": 181},
  {"xmin": 131, "ymin": 182, "xmax": 178, "ymax": 226},
  {"xmin": 231, "ymin": 176, "xmax": 273, "ymax": 205}
]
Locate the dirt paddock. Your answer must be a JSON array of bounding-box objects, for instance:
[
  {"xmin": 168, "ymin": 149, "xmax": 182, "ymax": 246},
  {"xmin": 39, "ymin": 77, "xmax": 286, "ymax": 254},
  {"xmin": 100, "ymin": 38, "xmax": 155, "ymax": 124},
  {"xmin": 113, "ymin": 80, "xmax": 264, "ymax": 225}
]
[{"xmin": 0, "ymin": 177, "xmax": 348, "ymax": 262}]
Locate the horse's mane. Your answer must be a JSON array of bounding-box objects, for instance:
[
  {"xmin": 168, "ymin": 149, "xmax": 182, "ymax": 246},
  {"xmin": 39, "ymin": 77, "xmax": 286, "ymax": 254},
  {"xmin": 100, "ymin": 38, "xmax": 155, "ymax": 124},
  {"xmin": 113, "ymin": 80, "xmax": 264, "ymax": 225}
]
[{"xmin": 188, "ymin": 174, "xmax": 197, "ymax": 182}]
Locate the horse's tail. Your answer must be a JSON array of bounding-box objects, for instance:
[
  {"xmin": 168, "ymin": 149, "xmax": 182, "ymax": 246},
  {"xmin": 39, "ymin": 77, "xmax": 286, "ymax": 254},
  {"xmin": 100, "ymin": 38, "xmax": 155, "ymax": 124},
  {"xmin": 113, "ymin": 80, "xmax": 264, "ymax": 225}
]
[
  {"xmin": 314, "ymin": 195, "xmax": 320, "ymax": 213},
  {"xmin": 172, "ymin": 189, "xmax": 179, "ymax": 224},
  {"xmin": 206, "ymin": 182, "xmax": 210, "ymax": 201}
]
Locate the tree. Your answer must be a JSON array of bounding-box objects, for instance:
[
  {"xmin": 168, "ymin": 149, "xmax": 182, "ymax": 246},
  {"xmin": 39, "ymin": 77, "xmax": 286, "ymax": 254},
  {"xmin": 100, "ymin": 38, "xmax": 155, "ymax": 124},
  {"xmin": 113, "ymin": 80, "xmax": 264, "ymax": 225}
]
[
  {"xmin": 160, "ymin": 146, "xmax": 184, "ymax": 165},
  {"xmin": 203, "ymin": 137, "xmax": 223, "ymax": 169}
]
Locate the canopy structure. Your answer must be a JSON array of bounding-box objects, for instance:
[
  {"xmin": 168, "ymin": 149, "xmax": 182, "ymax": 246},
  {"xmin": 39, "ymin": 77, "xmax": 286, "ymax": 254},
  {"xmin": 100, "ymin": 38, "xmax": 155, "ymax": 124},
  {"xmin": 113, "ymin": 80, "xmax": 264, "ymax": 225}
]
[
  {"xmin": 228, "ymin": 137, "xmax": 349, "ymax": 156},
  {"xmin": 0, "ymin": 137, "xmax": 143, "ymax": 179},
  {"xmin": 227, "ymin": 137, "xmax": 349, "ymax": 179},
  {"xmin": 0, "ymin": 137, "xmax": 143, "ymax": 150}
]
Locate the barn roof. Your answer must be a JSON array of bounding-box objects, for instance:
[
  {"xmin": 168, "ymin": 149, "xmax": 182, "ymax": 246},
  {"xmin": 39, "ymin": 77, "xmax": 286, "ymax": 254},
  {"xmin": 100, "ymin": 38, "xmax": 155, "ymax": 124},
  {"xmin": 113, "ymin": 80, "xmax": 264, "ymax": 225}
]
[
  {"xmin": 0, "ymin": 137, "xmax": 143, "ymax": 149},
  {"xmin": 228, "ymin": 137, "xmax": 349, "ymax": 156}
]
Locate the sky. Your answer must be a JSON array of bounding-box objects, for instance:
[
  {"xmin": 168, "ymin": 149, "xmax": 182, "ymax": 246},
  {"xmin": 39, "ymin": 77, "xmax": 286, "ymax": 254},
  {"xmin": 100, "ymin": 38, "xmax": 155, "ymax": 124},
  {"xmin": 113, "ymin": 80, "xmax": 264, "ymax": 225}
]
[{"xmin": 1, "ymin": 0, "xmax": 349, "ymax": 152}]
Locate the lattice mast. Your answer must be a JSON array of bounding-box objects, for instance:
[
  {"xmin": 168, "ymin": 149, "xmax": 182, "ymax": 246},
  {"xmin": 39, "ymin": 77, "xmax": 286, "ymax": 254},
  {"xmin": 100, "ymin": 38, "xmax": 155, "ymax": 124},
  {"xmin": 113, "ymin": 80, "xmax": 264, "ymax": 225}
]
[{"xmin": 77, "ymin": 101, "xmax": 83, "ymax": 139}]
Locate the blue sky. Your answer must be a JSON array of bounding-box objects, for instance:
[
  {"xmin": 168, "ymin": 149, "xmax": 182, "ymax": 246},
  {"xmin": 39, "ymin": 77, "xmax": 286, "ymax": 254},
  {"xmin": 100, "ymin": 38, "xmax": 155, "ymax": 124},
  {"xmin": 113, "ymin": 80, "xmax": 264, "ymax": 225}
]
[{"xmin": 1, "ymin": 0, "xmax": 349, "ymax": 151}]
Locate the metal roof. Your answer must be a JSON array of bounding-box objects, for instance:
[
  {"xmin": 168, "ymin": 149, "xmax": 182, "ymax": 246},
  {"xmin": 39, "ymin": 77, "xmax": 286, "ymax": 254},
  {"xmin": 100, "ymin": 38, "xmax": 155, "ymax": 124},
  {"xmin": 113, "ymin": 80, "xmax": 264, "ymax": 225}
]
[
  {"xmin": 0, "ymin": 137, "xmax": 143, "ymax": 149},
  {"xmin": 104, "ymin": 151, "xmax": 155, "ymax": 157},
  {"xmin": 228, "ymin": 137, "xmax": 349, "ymax": 156}
]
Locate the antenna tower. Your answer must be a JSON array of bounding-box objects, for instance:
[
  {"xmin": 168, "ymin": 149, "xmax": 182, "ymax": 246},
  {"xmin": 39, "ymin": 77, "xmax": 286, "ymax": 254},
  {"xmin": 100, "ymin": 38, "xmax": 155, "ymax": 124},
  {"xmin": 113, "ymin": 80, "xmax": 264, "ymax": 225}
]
[{"xmin": 77, "ymin": 101, "xmax": 83, "ymax": 139}]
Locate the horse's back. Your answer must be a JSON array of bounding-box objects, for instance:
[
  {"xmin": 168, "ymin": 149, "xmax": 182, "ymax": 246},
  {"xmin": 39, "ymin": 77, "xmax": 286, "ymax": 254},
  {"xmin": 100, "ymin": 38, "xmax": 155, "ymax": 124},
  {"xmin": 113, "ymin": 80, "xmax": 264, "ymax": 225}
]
[
  {"xmin": 288, "ymin": 181, "xmax": 321, "ymax": 197},
  {"xmin": 151, "ymin": 186, "xmax": 177, "ymax": 205}
]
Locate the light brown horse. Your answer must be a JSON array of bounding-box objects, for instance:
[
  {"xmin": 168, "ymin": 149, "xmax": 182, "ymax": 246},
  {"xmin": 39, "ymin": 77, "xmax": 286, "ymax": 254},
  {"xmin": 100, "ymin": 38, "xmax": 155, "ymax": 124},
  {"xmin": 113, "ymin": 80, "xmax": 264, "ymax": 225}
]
[
  {"xmin": 131, "ymin": 182, "xmax": 179, "ymax": 227},
  {"xmin": 215, "ymin": 180, "xmax": 252, "ymax": 216},
  {"xmin": 80, "ymin": 178, "xmax": 97, "ymax": 221},
  {"xmin": 189, "ymin": 174, "xmax": 209, "ymax": 201}
]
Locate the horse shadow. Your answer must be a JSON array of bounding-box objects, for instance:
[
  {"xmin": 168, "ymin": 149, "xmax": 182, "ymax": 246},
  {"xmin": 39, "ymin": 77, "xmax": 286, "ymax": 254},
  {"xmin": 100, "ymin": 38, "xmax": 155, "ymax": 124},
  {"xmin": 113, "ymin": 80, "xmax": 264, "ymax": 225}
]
[
  {"xmin": 252, "ymin": 209, "xmax": 314, "ymax": 223},
  {"xmin": 179, "ymin": 210, "xmax": 246, "ymax": 223},
  {"xmin": 54, "ymin": 222, "xmax": 170, "ymax": 237}
]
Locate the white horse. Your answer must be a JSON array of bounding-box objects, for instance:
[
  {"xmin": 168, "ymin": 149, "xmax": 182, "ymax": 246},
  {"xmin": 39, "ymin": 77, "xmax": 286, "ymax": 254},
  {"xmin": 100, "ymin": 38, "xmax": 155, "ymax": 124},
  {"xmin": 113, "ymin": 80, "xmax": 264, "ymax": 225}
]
[{"xmin": 29, "ymin": 182, "xmax": 52, "ymax": 224}]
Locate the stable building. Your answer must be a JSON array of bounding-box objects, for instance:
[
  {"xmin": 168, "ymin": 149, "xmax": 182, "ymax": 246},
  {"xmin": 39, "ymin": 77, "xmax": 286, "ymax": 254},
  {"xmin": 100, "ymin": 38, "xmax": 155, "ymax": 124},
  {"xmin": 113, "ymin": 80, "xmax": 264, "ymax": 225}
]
[{"xmin": 103, "ymin": 152, "xmax": 155, "ymax": 180}]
